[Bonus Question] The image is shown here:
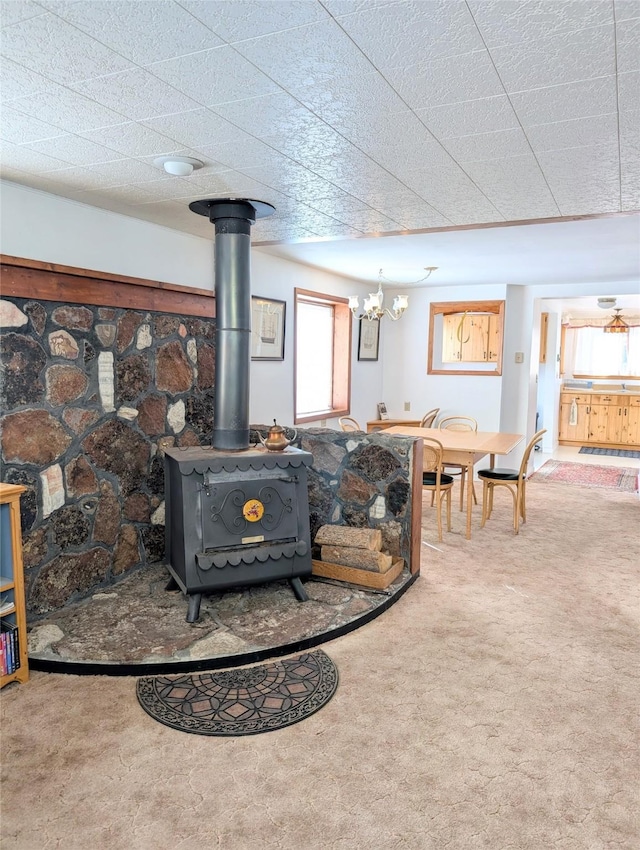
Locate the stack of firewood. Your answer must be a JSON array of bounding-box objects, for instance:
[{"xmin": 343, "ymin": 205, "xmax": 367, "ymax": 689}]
[{"xmin": 311, "ymin": 525, "xmax": 404, "ymax": 589}]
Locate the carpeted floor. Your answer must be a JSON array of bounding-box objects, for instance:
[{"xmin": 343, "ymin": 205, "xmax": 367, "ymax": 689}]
[
  {"xmin": 579, "ymin": 445, "xmax": 640, "ymax": 459},
  {"xmin": 2, "ymin": 481, "xmax": 638, "ymax": 849},
  {"xmin": 529, "ymin": 459, "xmax": 639, "ymax": 491},
  {"xmin": 136, "ymin": 649, "xmax": 338, "ymax": 736}
]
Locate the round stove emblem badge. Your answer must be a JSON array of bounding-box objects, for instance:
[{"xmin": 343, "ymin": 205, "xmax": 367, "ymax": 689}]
[{"xmin": 243, "ymin": 498, "xmax": 264, "ymax": 522}]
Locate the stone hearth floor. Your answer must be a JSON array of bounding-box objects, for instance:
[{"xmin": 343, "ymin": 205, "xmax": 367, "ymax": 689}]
[{"xmin": 27, "ymin": 562, "xmax": 415, "ymax": 675}]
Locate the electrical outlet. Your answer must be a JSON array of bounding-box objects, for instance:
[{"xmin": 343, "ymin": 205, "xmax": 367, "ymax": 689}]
[
  {"xmin": 320, "ymin": 419, "xmax": 327, "ymax": 427},
  {"xmin": 404, "ymin": 401, "xmax": 410, "ymax": 411},
  {"xmin": 515, "ymin": 352, "xmax": 524, "ymax": 363}
]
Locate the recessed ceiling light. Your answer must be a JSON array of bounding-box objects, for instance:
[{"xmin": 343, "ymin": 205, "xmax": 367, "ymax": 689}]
[{"xmin": 153, "ymin": 156, "xmax": 204, "ymax": 177}]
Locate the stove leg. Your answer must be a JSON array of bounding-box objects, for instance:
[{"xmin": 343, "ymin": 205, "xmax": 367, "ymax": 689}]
[
  {"xmin": 290, "ymin": 576, "xmax": 309, "ymax": 602},
  {"xmin": 165, "ymin": 575, "xmax": 179, "ymax": 591},
  {"xmin": 186, "ymin": 593, "xmax": 202, "ymax": 623}
]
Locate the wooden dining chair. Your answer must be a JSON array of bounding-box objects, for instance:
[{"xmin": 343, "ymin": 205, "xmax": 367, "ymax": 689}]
[
  {"xmin": 420, "ymin": 407, "xmax": 440, "ymax": 428},
  {"xmin": 421, "ymin": 437, "xmax": 455, "ymax": 542},
  {"xmin": 338, "ymin": 416, "xmax": 361, "ymax": 432},
  {"xmin": 478, "ymin": 429, "xmax": 547, "ymax": 534},
  {"xmin": 438, "ymin": 415, "xmax": 478, "ymax": 511}
]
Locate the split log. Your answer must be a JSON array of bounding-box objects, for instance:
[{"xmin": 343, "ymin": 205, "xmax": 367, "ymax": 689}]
[
  {"xmin": 315, "ymin": 525, "xmax": 382, "ymax": 551},
  {"xmin": 320, "ymin": 545, "xmax": 392, "ymax": 573}
]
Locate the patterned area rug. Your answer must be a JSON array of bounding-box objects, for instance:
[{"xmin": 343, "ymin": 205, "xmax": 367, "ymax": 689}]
[
  {"xmin": 136, "ymin": 650, "xmax": 338, "ymax": 736},
  {"xmin": 529, "ymin": 461, "xmax": 639, "ymax": 492},
  {"xmin": 579, "ymin": 446, "xmax": 640, "ymax": 459}
]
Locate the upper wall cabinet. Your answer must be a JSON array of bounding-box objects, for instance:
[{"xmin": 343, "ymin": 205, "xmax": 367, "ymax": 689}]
[{"xmin": 428, "ymin": 300, "xmax": 505, "ymax": 376}]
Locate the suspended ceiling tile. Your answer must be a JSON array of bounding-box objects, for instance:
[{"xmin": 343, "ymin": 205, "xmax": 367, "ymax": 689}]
[
  {"xmin": 616, "ymin": 18, "xmax": 640, "ymax": 73},
  {"xmin": 524, "ymin": 113, "xmax": 619, "ymax": 154},
  {"xmin": 38, "ymin": 0, "xmax": 224, "ymax": 64},
  {"xmin": 415, "ymin": 95, "xmax": 520, "ymax": 140},
  {"xmin": 294, "ymin": 70, "xmax": 409, "ymax": 127},
  {"xmin": 33, "ymin": 165, "xmax": 114, "ymax": 190},
  {"xmin": 140, "ymin": 108, "xmax": 240, "ymax": 152},
  {"xmin": 8, "ymin": 84, "xmax": 126, "ymax": 134},
  {"xmin": 0, "ymin": 105, "xmax": 65, "ymax": 144},
  {"xmin": 260, "ymin": 124, "xmax": 358, "ymax": 166},
  {"xmin": 537, "ymin": 144, "xmax": 621, "ymax": 214},
  {"xmin": 336, "ymin": 0, "xmax": 485, "ymax": 68},
  {"xmin": 79, "ymin": 122, "xmax": 182, "ymax": 158},
  {"xmin": 85, "ymin": 159, "xmax": 169, "ymax": 186},
  {"xmin": 232, "ymin": 19, "xmax": 374, "ymax": 90},
  {"xmin": 400, "ymin": 165, "xmax": 503, "ymax": 223},
  {"xmin": 0, "ymin": 0, "xmax": 44, "ymax": 28},
  {"xmin": 195, "ymin": 138, "xmax": 292, "ymax": 173},
  {"xmin": 462, "ymin": 155, "xmax": 560, "ymax": 219},
  {"xmin": 212, "ymin": 91, "xmax": 323, "ymax": 141},
  {"xmin": 384, "ymin": 50, "xmax": 505, "ymax": 110},
  {"xmin": 181, "ymin": 0, "xmax": 330, "ymax": 42},
  {"xmin": 620, "ymin": 144, "xmax": 640, "ymax": 209},
  {"xmin": 0, "ymin": 58, "xmax": 56, "ymax": 103},
  {"xmin": 440, "ymin": 127, "xmax": 532, "ymax": 164},
  {"xmin": 0, "ymin": 141, "xmax": 71, "ymax": 173},
  {"xmin": 379, "ymin": 204, "xmax": 452, "ymax": 231},
  {"xmin": 304, "ymin": 193, "xmax": 374, "ymax": 219},
  {"xmin": 347, "ymin": 114, "xmax": 453, "ymax": 172},
  {"xmin": 333, "ymin": 209, "xmax": 401, "ymax": 232},
  {"xmin": 69, "ymin": 68, "xmax": 202, "ymax": 123},
  {"xmin": 0, "ymin": 12, "xmax": 133, "ymax": 85},
  {"xmin": 510, "ymin": 76, "xmax": 617, "ymax": 126},
  {"xmin": 23, "ymin": 135, "xmax": 123, "ymax": 168},
  {"xmin": 468, "ymin": 0, "xmax": 612, "ymax": 47},
  {"xmin": 148, "ymin": 46, "xmax": 280, "ymax": 107},
  {"xmin": 491, "ymin": 24, "xmax": 615, "ymax": 92},
  {"xmin": 615, "ymin": 0, "xmax": 640, "ymax": 22},
  {"xmin": 618, "ymin": 70, "xmax": 640, "ymax": 112}
]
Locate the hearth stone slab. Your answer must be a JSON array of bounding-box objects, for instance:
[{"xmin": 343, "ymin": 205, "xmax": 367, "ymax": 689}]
[{"xmin": 27, "ymin": 561, "xmax": 415, "ymax": 674}]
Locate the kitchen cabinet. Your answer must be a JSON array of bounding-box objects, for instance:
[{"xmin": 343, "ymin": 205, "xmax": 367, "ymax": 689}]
[
  {"xmin": 442, "ymin": 313, "xmax": 497, "ymax": 363},
  {"xmin": 559, "ymin": 391, "xmax": 640, "ymax": 448}
]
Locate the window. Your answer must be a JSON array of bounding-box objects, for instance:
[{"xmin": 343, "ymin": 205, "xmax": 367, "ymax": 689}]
[
  {"xmin": 563, "ymin": 325, "xmax": 640, "ymax": 378},
  {"xmin": 294, "ymin": 288, "xmax": 351, "ymax": 423}
]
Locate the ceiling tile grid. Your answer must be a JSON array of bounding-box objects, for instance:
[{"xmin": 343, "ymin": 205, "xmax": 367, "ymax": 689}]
[{"xmin": 0, "ymin": 0, "xmax": 638, "ymax": 250}]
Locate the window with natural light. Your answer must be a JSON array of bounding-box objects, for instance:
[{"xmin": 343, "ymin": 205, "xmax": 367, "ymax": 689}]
[
  {"xmin": 294, "ymin": 289, "xmax": 351, "ymax": 423},
  {"xmin": 564, "ymin": 326, "xmax": 640, "ymax": 377}
]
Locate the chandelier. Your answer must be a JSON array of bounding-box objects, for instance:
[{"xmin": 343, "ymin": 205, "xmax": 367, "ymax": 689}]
[
  {"xmin": 603, "ymin": 308, "xmax": 629, "ymax": 334},
  {"xmin": 348, "ymin": 267, "xmax": 437, "ymax": 321}
]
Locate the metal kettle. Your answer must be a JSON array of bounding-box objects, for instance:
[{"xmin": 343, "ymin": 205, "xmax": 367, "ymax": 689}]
[{"xmin": 257, "ymin": 419, "xmax": 297, "ymax": 452}]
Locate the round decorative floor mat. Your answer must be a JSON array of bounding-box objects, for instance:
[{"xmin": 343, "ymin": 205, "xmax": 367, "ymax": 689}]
[{"xmin": 136, "ymin": 649, "xmax": 338, "ymax": 736}]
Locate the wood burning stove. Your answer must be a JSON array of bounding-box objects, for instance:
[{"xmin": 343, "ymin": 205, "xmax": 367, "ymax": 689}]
[
  {"xmin": 164, "ymin": 444, "xmax": 313, "ymax": 622},
  {"xmin": 163, "ymin": 198, "xmax": 312, "ymax": 621}
]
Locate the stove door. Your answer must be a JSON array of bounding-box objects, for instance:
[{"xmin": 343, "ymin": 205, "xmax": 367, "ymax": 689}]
[{"xmin": 201, "ymin": 473, "xmax": 301, "ymax": 549}]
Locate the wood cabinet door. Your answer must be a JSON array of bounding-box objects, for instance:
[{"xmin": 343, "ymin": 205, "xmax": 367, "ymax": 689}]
[
  {"xmin": 559, "ymin": 400, "xmax": 590, "ymax": 442},
  {"xmin": 588, "ymin": 403, "xmax": 611, "ymax": 443},
  {"xmin": 441, "ymin": 314, "xmax": 461, "ymax": 362},
  {"xmin": 460, "ymin": 315, "xmax": 489, "ymax": 362},
  {"xmin": 487, "ymin": 315, "xmax": 501, "ymax": 362},
  {"xmin": 622, "ymin": 404, "xmax": 640, "ymax": 446}
]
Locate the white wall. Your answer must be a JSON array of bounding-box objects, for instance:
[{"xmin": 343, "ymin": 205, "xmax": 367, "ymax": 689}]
[{"xmin": 381, "ymin": 283, "xmax": 507, "ymax": 429}]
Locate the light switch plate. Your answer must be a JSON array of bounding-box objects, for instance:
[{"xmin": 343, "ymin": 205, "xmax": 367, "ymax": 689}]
[
  {"xmin": 515, "ymin": 352, "xmax": 524, "ymax": 363},
  {"xmin": 404, "ymin": 401, "xmax": 410, "ymax": 411}
]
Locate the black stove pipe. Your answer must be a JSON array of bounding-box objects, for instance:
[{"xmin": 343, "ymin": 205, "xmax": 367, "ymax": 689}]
[{"xmin": 189, "ymin": 198, "xmax": 275, "ymax": 451}]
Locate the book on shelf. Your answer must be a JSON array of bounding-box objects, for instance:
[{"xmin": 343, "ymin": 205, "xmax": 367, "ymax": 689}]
[{"xmin": 1, "ymin": 620, "xmax": 20, "ymax": 676}]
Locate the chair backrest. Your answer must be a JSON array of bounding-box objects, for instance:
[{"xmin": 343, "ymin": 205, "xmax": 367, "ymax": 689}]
[
  {"xmin": 422, "ymin": 437, "xmax": 444, "ymax": 475},
  {"xmin": 339, "ymin": 416, "xmax": 361, "ymax": 432},
  {"xmin": 519, "ymin": 429, "xmax": 547, "ymax": 478},
  {"xmin": 420, "ymin": 407, "xmax": 440, "ymax": 428},
  {"xmin": 439, "ymin": 415, "xmax": 478, "ymax": 432}
]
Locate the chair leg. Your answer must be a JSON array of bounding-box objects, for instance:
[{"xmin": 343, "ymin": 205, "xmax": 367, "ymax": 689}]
[
  {"xmin": 520, "ymin": 482, "xmax": 527, "ymax": 523},
  {"xmin": 459, "ymin": 468, "xmax": 465, "ymax": 511},
  {"xmin": 445, "ymin": 488, "xmax": 452, "ymax": 532},
  {"xmin": 436, "ymin": 491, "xmax": 443, "ymax": 542},
  {"xmin": 480, "ymin": 480, "xmax": 490, "ymax": 527},
  {"xmin": 471, "ymin": 480, "xmax": 478, "ymax": 505},
  {"xmin": 511, "ymin": 485, "xmax": 519, "ymax": 533}
]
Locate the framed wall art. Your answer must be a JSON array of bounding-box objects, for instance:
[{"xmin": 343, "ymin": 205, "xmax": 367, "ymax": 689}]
[
  {"xmin": 357, "ymin": 318, "xmax": 380, "ymax": 361},
  {"xmin": 251, "ymin": 296, "xmax": 286, "ymax": 361}
]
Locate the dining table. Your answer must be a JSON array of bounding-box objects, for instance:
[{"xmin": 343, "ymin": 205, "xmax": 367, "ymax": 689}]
[{"xmin": 383, "ymin": 426, "xmax": 524, "ymax": 539}]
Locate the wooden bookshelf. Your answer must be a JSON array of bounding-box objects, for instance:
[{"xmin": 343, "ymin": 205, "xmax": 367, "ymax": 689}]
[{"xmin": 1, "ymin": 484, "xmax": 29, "ymax": 687}]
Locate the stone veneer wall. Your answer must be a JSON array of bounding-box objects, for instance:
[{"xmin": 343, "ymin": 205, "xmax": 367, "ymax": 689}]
[
  {"xmin": 1, "ymin": 290, "xmax": 417, "ymax": 619},
  {"xmin": 1, "ymin": 296, "xmax": 215, "ymax": 616}
]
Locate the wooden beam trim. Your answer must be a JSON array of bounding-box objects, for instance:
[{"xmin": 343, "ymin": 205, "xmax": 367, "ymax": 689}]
[{"xmin": 1, "ymin": 257, "xmax": 215, "ymax": 318}]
